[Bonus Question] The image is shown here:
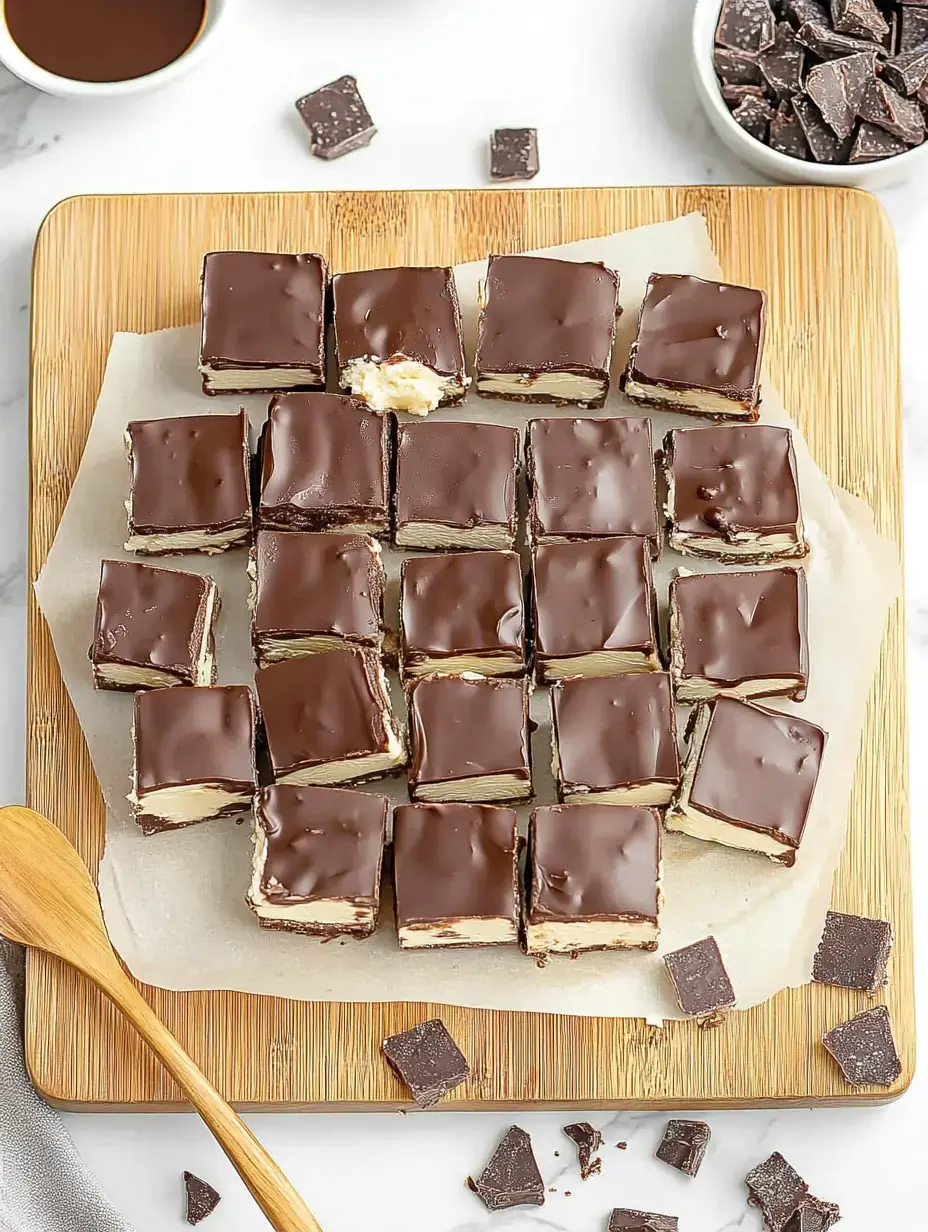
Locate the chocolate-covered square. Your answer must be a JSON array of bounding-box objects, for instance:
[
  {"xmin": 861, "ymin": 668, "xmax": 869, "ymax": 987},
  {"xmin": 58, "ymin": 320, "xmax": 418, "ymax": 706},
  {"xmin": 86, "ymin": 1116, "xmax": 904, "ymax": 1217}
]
[
  {"xmin": 489, "ymin": 128, "xmax": 539, "ymax": 181},
  {"xmin": 663, "ymin": 424, "xmax": 806, "ymax": 563},
  {"xmin": 295, "ymin": 75, "xmax": 376, "ymax": 160},
  {"xmin": 257, "ymin": 393, "xmax": 390, "ymax": 534},
  {"xmin": 475, "ymin": 255, "xmax": 620, "ymax": 407},
  {"xmin": 91, "ymin": 558, "xmax": 218, "ymax": 690},
  {"xmin": 394, "ymin": 420, "xmax": 520, "ymax": 550},
  {"xmin": 255, "ymin": 649, "xmax": 404, "ymax": 786},
  {"xmin": 655, "ymin": 1119, "xmax": 711, "ymax": 1178},
  {"xmin": 551, "ymin": 672, "xmax": 680, "ymax": 805},
  {"xmin": 527, "ymin": 416, "xmax": 659, "ymax": 552},
  {"xmin": 199, "ymin": 251, "xmax": 326, "ymax": 394},
  {"xmin": 407, "ymin": 675, "xmax": 532, "ymax": 803},
  {"xmin": 669, "ymin": 567, "xmax": 809, "ymax": 703},
  {"xmin": 247, "ymin": 784, "xmax": 387, "ymax": 936},
  {"xmin": 525, "ymin": 804, "xmax": 662, "ymax": 955},
  {"xmin": 392, "ymin": 804, "xmax": 520, "ymax": 948},
  {"xmin": 624, "ymin": 274, "xmax": 767, "ymax": 419},
  {"xmin": 382, "ymin": 1018, "xmax": 470, "ymax": 1107},
  {"xmin": 531, "ymin": 537, "xmax": 660, "ymax": 681},
  {"xmin": 250, "ymin": 530, "xmax": 384, "ymax": 665},
  {"xmin": 822, "ymin": 1005, "xmax": 902, "ymax": 1088},
  {"xmin": 663, "ymin": 935, "xmax": 736, "ymax": 1022},
  {"xmin": 125, "ymin": 410, "xmax": 252, "ymax": 555},
  {"xmin": 399, "ymin": 551, "xmax": 525, "ymax": 678},
  {"xmin": 812, "ymin": 909, "xmax": 893, "ymax": 993}
]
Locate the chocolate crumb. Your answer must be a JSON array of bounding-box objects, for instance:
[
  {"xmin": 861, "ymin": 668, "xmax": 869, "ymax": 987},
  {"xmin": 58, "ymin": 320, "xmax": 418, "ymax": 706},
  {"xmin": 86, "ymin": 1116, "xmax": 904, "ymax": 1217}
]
[{"xmin": 563, "ymin": 1122, "xmax": 603, "ymax": 1179}]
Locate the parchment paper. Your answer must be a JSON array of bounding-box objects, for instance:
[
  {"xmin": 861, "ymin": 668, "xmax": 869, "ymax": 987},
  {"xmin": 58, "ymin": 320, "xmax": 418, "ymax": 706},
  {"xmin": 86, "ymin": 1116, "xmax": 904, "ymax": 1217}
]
[{"xmin": 35, "ymin": 213, "xmax": 899, "ymax": 1021}]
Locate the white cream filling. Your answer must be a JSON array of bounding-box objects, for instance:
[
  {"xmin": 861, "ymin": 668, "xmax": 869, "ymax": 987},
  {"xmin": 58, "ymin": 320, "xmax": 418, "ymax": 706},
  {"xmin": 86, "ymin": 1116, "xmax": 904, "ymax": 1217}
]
[
  {"xmin": 562, "ymin": 783, "xmax": 676, "ymax": 807},
  {"xmin": 398, "ymin": 918, "xmax": 518, "ymax": 948},
  {"xmin": 394, "ymin": 522, "xmax": 514, "ymax": 550},
  {"xmin": 258, "ymin": 633, "xmax": 381, "ymax": 665},
  {"xmin": 278, "ymin": 714, "xmax": 405, "ymax": 786},
  {"xmin": 413, "ymin": 772, "xmax": 531, "ymax": 804},
  {"xmin": 539, "ymin": 649, "xmax": 661, "ymax": 682},
  {"xmin": 477, "ymin": 371, "xmax": 606, "ymax": 403},
  {"xmin": 669, "ymin": 529, "xmax": 806, "ymax": 559},
  {"xmin": 132, "ymin": 783, "xmax": 251, "ymax": 827},
  {"xmin": 525, "ymin": 917, "xmax": 658, "ymax": 954},
  {"xmin": 674, "ymin": 675, "xmax": 803, "ymax": 703},
  {"xmin": 199, "ymin": 364, "xmax": 322, "ymax": 390},
  {"xmin": 402, "ymin": 651, "xmax": 523, "ymax": 679},
  {"xmin": 96, "ymin": 663, "xmax": 182, "ymax": 689},
  {"xmin": 247, "ymin": 828, "xmax": 374, "ymax": 927},
  {"xmin": 625, "ymin": 376, "xmax": 755, "ymax": 416},
  {"xmin": 125, "ymin": 527, "xmax": 249, "ymax": 555},
  {"xmin": 339, "ymin": 358, "xmax": 467, "ymax": 415}
]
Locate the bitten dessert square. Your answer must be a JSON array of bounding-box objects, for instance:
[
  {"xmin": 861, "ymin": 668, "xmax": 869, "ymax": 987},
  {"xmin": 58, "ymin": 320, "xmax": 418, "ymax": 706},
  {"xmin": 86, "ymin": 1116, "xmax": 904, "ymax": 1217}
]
[
  {"xmin": 624, "ymin": 273, "xmax": 767, "ymax": 419},
  {"xmin": 90, "ymin": 558, "xmax": 218, "ymax": 691},
  {"xmin": 249, "ymin": 529, "xmax": 385, "ymax": 666},
  {"xmin": 531, "ymin": 537, "xmax": 661, "ymax": 681},
  {"xmin": 526, "ymin": 416, "xmax": 660, "ymax": 553},
  {"xmin": 125, "ymin": 410, "xmax": 252, "ymax": 555},
  {"xmin": 246, "ymin": 784, "xmax": 387, "ymax": 937},
  {"xmin": 668, "ymin": 567, "xmax": 809, "ymax": 703},
  {"xmin": 257, "ymin": 393, "xmax": 390, "ymax": 535},
  {"xmin": 131, "ymin": 685, "xmax": 256, "ymax": 835},
  {"xmin": 525, "ymin": 804, "xmax": 662, "ymax": 956},
  {"xmin": 198, "ymin": 251, "xmax": 326, "ymax": 394},
  {"xmin": 392, "ymin": 803, "xmax": 520, "ymax": 948},
  {"xmin": 663, "ymin": 424, "xmax": 807, "ymax": 562},
  {"xmin": 256, "ymin": 649, "xmax": 405, "ymax": 786},
  {"xmin": 666, "ymin": 695, "xmax": 826, "ymax": 866},
  {"xmin": 399, "ymin": 551, "xmax": 525, "ymax": 679},
  {"xmin": 407, "ymin": 675, "xmax": 532, "ymax": 803},
  {"xmin": 551, "ymin": 672, "xmax": 680, "ymax": 806},
  {"xmin": 394, "ymin": 420, "xmax": 520, "ymax": 550},
  {"xmin": 331, "ymin": 265, "xmax": 468, "ymax": 415},
  {"xmin": 475, "ymin": 254, "xmax": 620, "ymax": 407}
]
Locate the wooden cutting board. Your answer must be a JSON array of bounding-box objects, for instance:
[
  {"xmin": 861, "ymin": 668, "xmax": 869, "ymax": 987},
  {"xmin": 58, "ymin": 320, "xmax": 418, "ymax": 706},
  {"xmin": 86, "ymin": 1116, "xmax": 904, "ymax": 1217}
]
[{"xmin": 26, "ymin": 187, "xmax": 911, "ymax": 1109}]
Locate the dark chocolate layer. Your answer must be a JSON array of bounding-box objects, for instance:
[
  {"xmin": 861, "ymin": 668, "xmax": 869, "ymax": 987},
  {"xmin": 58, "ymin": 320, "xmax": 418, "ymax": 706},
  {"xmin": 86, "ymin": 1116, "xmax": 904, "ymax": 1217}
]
[
  {"xmin": 133, "ymin": 685, "xmax": 255, "ymax": 791},
  {"xmin": 663, "ymin": 935, "xmax": 736, "ymax": 1019},
  {"xmin": 407, "ymin": 676, "xmax": 530, "ymax": 788}
]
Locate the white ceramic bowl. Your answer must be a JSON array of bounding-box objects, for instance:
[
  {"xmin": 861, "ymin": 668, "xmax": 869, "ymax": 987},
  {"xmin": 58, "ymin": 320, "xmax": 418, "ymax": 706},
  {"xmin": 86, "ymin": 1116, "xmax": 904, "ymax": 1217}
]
[
  {"xmin": 692, "ymin": 0, "xmax": 928, "ymax": 188},
  {"xmin": 0, "ymin": 0, "xmax": 231, "ymax": 99}
]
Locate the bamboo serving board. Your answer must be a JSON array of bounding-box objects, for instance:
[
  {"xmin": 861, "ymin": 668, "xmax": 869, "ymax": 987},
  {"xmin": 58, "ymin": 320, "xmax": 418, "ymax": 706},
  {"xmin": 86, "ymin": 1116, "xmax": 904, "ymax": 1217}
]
[{"xmin": 26, "ymin": 188, "xmax": 911, "ymax": 1110}]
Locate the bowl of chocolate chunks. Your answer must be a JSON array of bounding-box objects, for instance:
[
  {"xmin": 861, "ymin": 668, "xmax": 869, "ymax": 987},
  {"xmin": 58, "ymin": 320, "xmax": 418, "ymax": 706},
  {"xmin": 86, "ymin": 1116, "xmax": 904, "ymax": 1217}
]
[{"xmin": 693, "ymin": 0, "xmax": 928, "ymax": 186}]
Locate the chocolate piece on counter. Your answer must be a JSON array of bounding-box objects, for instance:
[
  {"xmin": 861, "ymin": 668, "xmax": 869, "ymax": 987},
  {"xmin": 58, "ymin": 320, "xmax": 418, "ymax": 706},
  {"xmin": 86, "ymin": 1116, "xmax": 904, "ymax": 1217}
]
[
  {"xmin": 623, "ymin": 273, "xmax": 766, "ymax": 419},
  {"xmin": 783, "ymin": 0, "xmax": 828, "ymax": 24},
  {"xmin": 525, "ymin": 804, "xmax": 662, "ymax": 956},
  {"xmin": 257, "ymin": 393, "xmax": 390, "ymax": 534},
  {"xmin": 90, "ymin": 559, "xmax": 218, "ymax": 691},
  {"xmin": 183, "ymin": 1172, "xmax": 221, "ymax": 1225},
  {"xmin": 407, "ymin": 675, "xmax": 532, "ymax": 803},
  {"xmin": 806, "ymin": 51, "xmax": 880, "ymax": 137},
  {"xmin": 256, "ymin": 649, "xmax": 405, "ymax": 786},
  {"xmin": 467, "ymin": 1126, "xmax": 545, "ymax": 1210},
  {"xmin": 551, "ymin": 672, "xmax": 680, "ymax": 807},
  {"xmin": 531, "ymin": 537, "xmax": 660, "ymax": 682},
  {"xmin": 526, "ymin": 417, "xmax": 660, "ymax": 552},
  {"xmin": 250, "ymin": 530, "xmax": 384, "ymax": 666},
  {"xmin": 784, "ymin": 1195, "xmax": 842, "ymax": 1232},
  {"xmin": 393, "ymin": 804, "xmax": 520, "ymax": 948},
  {"xmin": 399, "ymin": 551, "xmax": 525, "ymax": 678},
  {"xmin": 331, "ymin": 265, "xmax": 468, "ymax": 414},
  {"xmin": 475, "ymin": 254, "xmax": 620, "ymax": 407},
  {"xmin": 666, "ymin": 696, "xmax": 826, "ymax": 866},
  {"xmin": 199, "ymin": 252, "xmax": 326, "ymax": 394},
  {"xmin": 394, "ymin": 419, "xmax": 520, "ymax": 550},
  {"xmin": 668, "ymin": 567, "xmax": 809, "ymax": 703},
  {"xmin": 609, "ymin": 1208, "xmax": 679, "ymax": 1232},
  {"xmin": 899, "ymin": 9, "xmax": 928, "ymax": 53},
  {"xmin": 295, "ymin": 74, "xmax": 376, "ymax": 159},
  {"xmin": 732, "ymin": 94, "xmax": 775, "ymax": 139},
  {"xmin": 490, "ymin": 127, "xmax": 539, "ymax": 180},
  {"xmin": 759, "ymin": 22, "xmax": 805, "ymax": 97},
  {"xmin": 745, "ymin": 1152, "xmax": 809, "ymax": 1232},
  {"xmin": 792, "ymin": 96, "xmax": 849, "ymax": 161},
  {"xmin": 769, "ymin": 102, "xmax": 810, "ymax": 155},
  {"xmin": 830, "ymin": 0, "xmax": 888, "ymax": 39},
  {"xmin": 247, "ymin": 784, "xmax": 387, "ymax": 936},
  {"xmin": 562, "ymin": 1122, "xmax": 603, "ymax": 1179},
  {"xmin": 663, "ymin": 936, "xmax": 736, "ymax": 1023},
  {"xmin": 655, "ymin": 1119, "xmax": 711, "ymax": 1178},
  {"xmin": 714, "ymin": 46, "xmax": 764, "ymax": 83},
  {"xmin": 721, "ymin": 82, "xmax": 767, "ymax": 104},
  {"xmin": 857, "ymin": 75, "xmax": 926, "ymax": 142},
  {"xmin": 822, "ymin": 1004, "xmax": 902, "ymax": 1086},
  {"xmin": 883, "ymin": 42, "xmax": 928, "ymax": 94},
  {"xmin": 812, "ymin": 908, "xmax": 893, "ymax": 991},
  {"xmin": 382, "ymin": 1018, "xmax": 470, "ymax": 1106},
  {"xmin": 663, "ymin": 424, "xmax": 806, "ymax": 563},
  {"xmin": 125, "ymin": 410, "xmax": 252, "ymax": 555},
  {"xmin": 796, "ymin": 21, "xmax": 887, "ymax": 60},
  {"xmin": 715, "ymin": 0, "xmax": 777, "ymax": 51},
  {"xmin": 131, "ymin": 686, "xmax": 256, "ymax": 835}
]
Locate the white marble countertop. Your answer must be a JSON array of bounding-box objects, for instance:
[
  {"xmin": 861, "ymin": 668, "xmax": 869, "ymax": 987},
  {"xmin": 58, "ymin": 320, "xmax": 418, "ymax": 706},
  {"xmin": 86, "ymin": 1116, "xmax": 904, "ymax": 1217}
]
[{"xmin": 0, "ymin": 2, "xmax": 924, "ymax": 1229}]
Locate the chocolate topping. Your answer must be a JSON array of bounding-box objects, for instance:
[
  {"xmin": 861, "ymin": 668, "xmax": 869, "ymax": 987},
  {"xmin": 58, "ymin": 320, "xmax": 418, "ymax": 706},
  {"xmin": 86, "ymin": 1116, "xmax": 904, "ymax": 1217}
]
[
  {"xmin": 663, "ymin": 936, "xmax": 736, "ymax": 1020},
  {"xmin": 295, "ymin": 75, "xmax": 376, "ymax": 160},
  {"xmin": 407, "ymin": 676, "xmax": 530, "ymax": 789},
  {"xmin": 745, "ymin": 1152, "xmax": 809, "ymax": 1232},
  {"xmin": 467, "ymin": 1126, "xmax": 545, "ymax": 1211},
  {"xmin": 381, "ymin": 1018, "xmax": 470, "ymax": 1107},
  {"xmin": 812, "ymin": 908, "xmax": 893, "ymax": 992},
  {"xmin": 822, "ymin": 1004, "xmax": 902, "ymax": 1087},
  {"xmin": 655, "ymin": 1119, "xmax": 711, "ymax": 1178},
  {"xmin": 199, "ymin": 252, "xmax": 326, "ymax": 375},
  {"xmin": 134, "ymin": 685, "xmax": 255, "ymax": 792},
  {"xmin": 258, "ymin": 393, "xmax": 389, "ymax": 532},
  {"xmin": 489, "ymin": 128, "xmax": 540, "ymax": 181}
]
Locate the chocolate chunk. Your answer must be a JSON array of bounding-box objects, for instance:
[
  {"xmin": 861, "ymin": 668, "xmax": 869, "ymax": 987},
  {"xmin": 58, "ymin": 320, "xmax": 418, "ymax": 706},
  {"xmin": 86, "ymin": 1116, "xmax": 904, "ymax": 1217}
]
[
  {"xmin": 813, "ymin": 908, "xmax": 893, "ymax": 991},
  {"xmin": 183, "ymin": 1172, "xmax": 221, "ymax": 1225},
  {"xmin": 805, "ymin": 52, "xmax": 877, "ymax": 138},
  {"xmin": 883, "ymin": 42, "xmax": 928, "ymax": 93},
  {"xmin": 609, "ymin": 1209, "xmax": 679, "ymax": 1232},
  {"xmin": 830, "ymin": 0, "xmax": 888, "ymax": 40},
  {"xmin": 849, "ymin": 119, "xmax": 910, "ymax": 159},
  {"xmin": 655, "ymin": 1119, "xmax": 711, "ymax": 1178},
  {"xmin": 382, "ymin": 1019, "xmax": 470, "ymax": 1106},
  {"xmin": 759, "ymin": 23, "xmax": 806, "ymax": 96},
  {"xmin": 467, "ymin": 1126, "xmax": 545, "ymax": 1210},
  {"xmin": 796, "ymin": 21, "xmax": 887, "ymax": 59},
  {"xmin": 745, "ymin": 1152, "xmax": 809, "ymax": 1232},
  {"xmin": 563, "ymin": 1122, "xmax": 603, "ymax": 1179},
  {"xmin": 721, "ymin": 82, "xmax": 767, "ymax": 105},
  {"xmin": 858, "ymin": 74, "xmax": 926, "ymax": 141},
  {"xmin": 899, "ymin": 9, "xmax": 928, "ymax": 53},
  {"xmin": 783, "ymin": 1195, "xmax": 842, "ymax": 1232},
  {"xmin": 663, "ymin": 935, "xmax": 736, "ymax": 1022},
  {"xmin": 769, "ymin": 102, "xmax": 811, "ymax": 155},
  {"xmin": 716, "ymin": 0, "xmax": 777, "ymax": 52},
  {"xmin": 782, "ymin": 0, "xmax": 828, "ymax": 23},
  {"xmin": 295, "ymin": 74, "xmax": 376, "ymax": 159},
  {"xmin": 732, "ymin": 94, "xmax": 775, "ymax": 140},
  {"xmin": 792, "ymin": 96, "xmax": 850, "ymax": 160},
  {"xmin": 490, "ymin": 127, "xmax": 539, "ymax": 180},
  {"xmin": 714, "ymin": 47, "xmax": 764, "ymax": 83},
  {"xmin": 822, "ymin": 1004, "xmax": 902, "ymax": 1086}
]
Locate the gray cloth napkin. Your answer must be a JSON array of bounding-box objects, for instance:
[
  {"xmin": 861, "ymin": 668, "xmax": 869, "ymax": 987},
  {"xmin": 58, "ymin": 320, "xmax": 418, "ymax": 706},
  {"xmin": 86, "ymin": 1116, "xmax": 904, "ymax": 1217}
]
[{"xmin": 0, "ymin": 940, "xmax": 134, "ymax": 1232}]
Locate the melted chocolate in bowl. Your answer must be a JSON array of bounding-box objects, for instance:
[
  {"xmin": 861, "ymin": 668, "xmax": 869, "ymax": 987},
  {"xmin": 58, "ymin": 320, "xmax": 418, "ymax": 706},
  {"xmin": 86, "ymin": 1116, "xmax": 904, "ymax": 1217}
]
[{"xmin": 4, "ymin": 0, "xmax": 206, "ymax": 83}]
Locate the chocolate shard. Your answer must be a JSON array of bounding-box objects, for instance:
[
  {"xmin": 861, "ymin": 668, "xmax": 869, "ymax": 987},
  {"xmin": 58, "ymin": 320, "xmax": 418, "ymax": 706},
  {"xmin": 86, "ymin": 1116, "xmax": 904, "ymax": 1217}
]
[
  {"xmin": 830, "ymin": 0, "xmax": 888, "ymax": 40},
  {"xmin": 822, "ymin": 1004, "xmax": 902, "ymax": 1087},
  {"xmin": 295, "ymin": 74, "xmax": 376, "ymax": 159},
  {"xmin": 733, "ymin": 94, "xmax": 775, "ymax": 140},
  {"xmin": 609, "ymin": 1208, "xmax": 679, "ymax": 1232},
  {"xmin": 745, "ymin": 1152, "xmax": 809, "ymax": 1232},
  {"xmin": 663, "ymin": 935, "xmax": 736, "ymax": 1023},
  {"xmin": 490, "ymin": 127, "xmax": 539, "ymax": 180},
  {"xmin": 655, "ymin": 1119, "xmax": 711, "ymax": 1178},
  {"xmin": 783, "ymin": 1194, "xmax": 842, "ymax": 1232},
  {"xmin": 782, "ymin": 0, "xmax": 828, "ymax": 24},
  {"xmin": 805, "ymin": 52, "xmax": 878, "ymax": 139},
  {"xmin": 721, "ymin": 82, "xmax": 767, "ymax": 105},
  {"xmin": 812, "ymin": 908, "xmax": 893, "ymax": 991},
  {"xmin": 467, "ymin": 1126, "xmax": 545, "ymax": 1210},
  {"xmin": 714, "ymin": 46, "xmax": 764, "ymax": 84},
  {"xmin": 183, "ymin": 1172, "xmax": 221, "ymax": 1225},
  {"xmin": 883, "ymin": 42, "xmax": 928, "ymax": 94},
  {"xmin": 792, "ymin": 96, "xmax": 850, "ymax": 160},
  {"xmin": 899, "ymin": 9, "xmax": 928, "ymax": 54},
  {"xmin": 716, "ymin": 0, "xmax": 777, "ymax": 52},
  {"xmin": 849, "ymin": 120, "xmax": 909, "ymax": 160},
  {"xmin": 563, "ymin": 1122, "xmax": 603, "ymax": 1179},
  {"xmin": 759, "ymin": 22, "xmax": 806, "ymax": 97},
  {"xmin": 769, "ymin": 102, "xmax": 810, "ymax": 156},
  {"xmin": 382, "ymin": 1019, "xmax": 470, "ymax": 1107},
  {"xmin": 796, "ymin": 20, "xmax": 887, "ymax": 59},
  {"xmin": 857, "ymin": 74, "xmax": 926, "ymax": 142}
]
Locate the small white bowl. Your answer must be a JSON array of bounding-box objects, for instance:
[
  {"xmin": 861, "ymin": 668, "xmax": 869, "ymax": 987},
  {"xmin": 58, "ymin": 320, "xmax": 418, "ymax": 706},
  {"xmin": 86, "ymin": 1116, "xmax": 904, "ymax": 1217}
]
[
  {"xmin": 692, "ymin": 0, "xmax": 928, "ymax": 188},
  {"xmin": 0, "ymin": 0, "xmax": 231, "ymax": 99}
]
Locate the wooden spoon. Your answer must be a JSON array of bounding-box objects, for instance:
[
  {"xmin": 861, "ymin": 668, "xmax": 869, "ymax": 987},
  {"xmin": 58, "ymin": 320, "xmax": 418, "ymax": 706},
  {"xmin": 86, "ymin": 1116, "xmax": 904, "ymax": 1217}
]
[{"xmin": 0, "ymin": 805, "xmax": 323, "ymax": 1232}]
